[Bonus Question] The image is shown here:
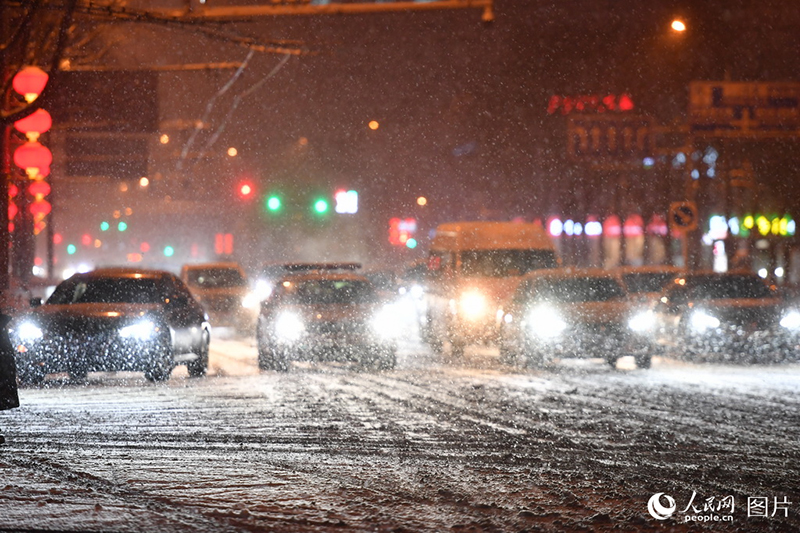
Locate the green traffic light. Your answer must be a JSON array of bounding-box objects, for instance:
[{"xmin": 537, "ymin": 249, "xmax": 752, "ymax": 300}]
[
  {"xmin": 163, "ymin": 245, "xmax": 175, "ymax": 257},
  {"xmin": 313, "ymin": 199, "xmax": 329, "ymax": 214},
  {"xmin": 118, "ymin": 221, "xmax": 127, "ymax": 232},
  {"xmin": 67, "ymin": 244, "xmax": 77, "ymax": 255},
  {"xmin": 100, "ymin": 221, "xmax": 110, "ymax": 231},
  {"xmin": 266, "ymin": 196, "xmax": 281, "ymax": 212}
]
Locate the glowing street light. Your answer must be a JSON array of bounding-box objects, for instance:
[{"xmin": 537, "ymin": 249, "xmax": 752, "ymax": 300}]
[{"xmin": 671, "ymin": 19, "xmax": 686, "ymax": 32}]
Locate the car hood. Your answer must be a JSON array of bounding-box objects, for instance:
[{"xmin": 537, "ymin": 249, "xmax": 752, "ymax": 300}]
[
  {"xmin": 276, "ymin": 303, "xmax": 378, "ymax": 322},
  {"xmin": 190, "ymin": 286, "xmax": 248, "ymax": 298},
  {"xmin": 18, "ymin": 303, "xmax": 164, "ymax": 327},
  {"xmin": 556, "ymin": 300, "xmax": 635, "ymax": 325},
  {"xmin": 689, "ymin": 298, "xmax": 784, "ymax": 326},
  {"xmin": 455, "ymin": 277, "xmax": 525, "ymax": 306}
]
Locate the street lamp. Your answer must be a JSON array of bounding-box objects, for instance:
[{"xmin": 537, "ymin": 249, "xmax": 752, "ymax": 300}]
[{"xmin": 671, "ymin": 19, "xmax": 686, "ymax": 32}]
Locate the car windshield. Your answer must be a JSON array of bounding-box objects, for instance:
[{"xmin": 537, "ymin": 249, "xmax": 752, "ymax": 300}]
[
  {"xmin": 283, "ymin": 279, "xmax": 377, "ymax": 305},
  {"xmin": 460, "ymin": 249, "xmax": 558, "ymax": 277},
  {"xmin": 186, "ymin": 268, "xmax": 246, "ymax": 288},
  {"xmin": 687, "ymin": 275, "xmax": 774, "ymax": 300},
  {"xmin": 47, "ymin": 277, "xmax": 165, "ymax": 305},
  {"xmin": 529, "ymin": 276, "xmax": 627, "ymax": 303},
  {"xmin": 622, "ymin": 272, "xmax": 677, "ymax": 294}
]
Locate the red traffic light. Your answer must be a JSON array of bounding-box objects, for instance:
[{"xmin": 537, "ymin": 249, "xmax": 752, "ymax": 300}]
[{"xmin": 237, "ymin": 181, "xmax": 255, "ymax": 199}]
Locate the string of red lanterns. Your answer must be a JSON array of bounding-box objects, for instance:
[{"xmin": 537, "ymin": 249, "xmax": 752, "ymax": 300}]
[{"xmin": 9, "ymin": 66, "xmax": 52, "ymax": 235}]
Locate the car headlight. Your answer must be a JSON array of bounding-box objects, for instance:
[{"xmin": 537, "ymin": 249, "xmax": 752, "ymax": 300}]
[
  {"xmin": 254, "ymin": 279, "xmax": 274, "ymax": 301},
  {"xmin": 689, "ymin": 310, "xmax": 720, "ymax": 333},
  {"xmin": 457, "ymin": 290, "xmax": 489, "ymax": 321},
  {"xmin": 780, "ymin": 310, "xmax": 800, "ymax": 330},
  {"xmin": 628, "ymin": 311, "xmax": 656, "ymax": 333},
  {"xmin": 525, "ymin": 305, "xmax": 567, "ymax": 339},
  {"xmin": 119, "ymin": 320, "xmax": 157, "ymax": 341},
  {"xmin": 371, "ymin": 304, "xmax": 403, "ymax": 340},
  {"xmin": 242, "ymin": 292, "xmax": 260, "ymax": 310},
  {"xmin": 14, "ymin": 321, "xmax": 43, "ymax": 342},
  {"xmin": 274, "ymin": 311, "xmax": 305, "ymax": 343}
]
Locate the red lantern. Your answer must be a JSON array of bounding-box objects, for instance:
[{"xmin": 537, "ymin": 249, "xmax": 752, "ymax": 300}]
[
  {"xmin": 8, "ymin": 202, "xmax": 18, "ymax": 220},
  {"xmin": 27, "ymin": 180, "xmax": 51, "ymax": 198},
  {"xmin": 14, "ymin": 109, "xmax": 52, "ymax": 137},
  {"xmin": 12, "ymin": 66, "xmax": 49, "ymax": 101},
  {"xmin": 13, "ymin": 141, "xmax": 52, "ymax": 171},
  {"xmin": 29, "ymin": 199, "xmax": 52, "ymax": 217},
  {"xmin": 8, "ymin": 184, "xmax": 19, "ymax": 198}
]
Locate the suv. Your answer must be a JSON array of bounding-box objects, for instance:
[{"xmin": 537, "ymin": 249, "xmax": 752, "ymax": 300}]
[
  {"xmin": 256, "ymin": 263, "xmax": 399, "ymax": 371},
  {"xmin": 181, "ymin": 262, "xmax": 257, "ymax": 332}
]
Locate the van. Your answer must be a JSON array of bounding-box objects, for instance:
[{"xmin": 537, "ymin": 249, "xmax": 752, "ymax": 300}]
[
  {"xmin": 180, "ymin": 262, "xmax": 257, "ymax": 333},
  {"xmin": 422, "ymin": 221, "xmax": 558, "ymax": 357}
]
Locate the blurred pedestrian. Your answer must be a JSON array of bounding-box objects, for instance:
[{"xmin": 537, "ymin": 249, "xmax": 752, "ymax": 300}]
[{"xmin": 0, "ymin": 311, "xmax": 20, "ymax": 445}]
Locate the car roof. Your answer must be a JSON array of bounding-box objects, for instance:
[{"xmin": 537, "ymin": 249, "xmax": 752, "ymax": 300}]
[
  {"xmin": 672, "ymin": 270, "xmax": 767, "ymax": 284},
  {"xmin": 182, "ymin": 262, "xmax": 243, "ymax": 271},
  {"xmin": 613, "ymin": 265, "xmax": 685, "ymax": 275},
  {"xmin": 279, "ymin": 271, "xmax": 370, "ymax": 284},
  {"xmin": 73, "ymin": 267, "xmax": 175, "ymax": 280},
  {"xmin": 522, "ymin": 267, "xmax": 620, "ymax": 281}
]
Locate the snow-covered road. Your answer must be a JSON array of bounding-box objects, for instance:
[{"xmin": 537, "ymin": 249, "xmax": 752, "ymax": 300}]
[{"xmin": 1, "ymin": 337, "xmax": 798, "ymax": 532}]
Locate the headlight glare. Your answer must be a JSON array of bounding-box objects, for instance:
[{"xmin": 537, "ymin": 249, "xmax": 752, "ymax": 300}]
[
  {"xmin": 16, "ymin": 321, "xmax": 43, "ymax": 341},
  {"xmin": 690, "ymin": 310, "xmax": 720, "ymax": 333},
  {"xmin": 628, "ymin": 311, "xmax": 656, "ymax": 333},
  {"xmin": 371, "ymin": 304, "xmax": 402, "ymax": 339},
  {"xmin": 119, "ymin": 320, "xmax": 157, "ymax": 341},
  {"xmin": 274, "ymin": 311, "xmax": 305, "ymax": 342},
  {"xmin": 242, "ymin": 292, "xmax": 259, "ymax": 309},
  {"xmin": 458, "ymin": 290, "xmax": 488, "ymax": 321},
  {"xmin": 526, "ymin": 305, "xmax": 567, "ymax": 339},
  {"xmin": 780, "ymin": 310, "xmax": 800, "ymax": 330}
]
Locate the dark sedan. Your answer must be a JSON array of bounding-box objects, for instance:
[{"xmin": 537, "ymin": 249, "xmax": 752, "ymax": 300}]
[
  {"xmin": 256, "ymin": 265, "xmax": 399, "ymax": 371},
  {"xmin": 9, "ymin": 268, "xmax": 211, "ymax": 383},
  {"xmin": 654, "ymin": 271, "xmax": 800, "ymax": 362}
]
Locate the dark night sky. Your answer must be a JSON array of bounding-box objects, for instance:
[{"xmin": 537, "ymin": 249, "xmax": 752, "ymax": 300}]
[{"xmin": 50, "ymin": 0, "xmax": 800, "ymax": 265}]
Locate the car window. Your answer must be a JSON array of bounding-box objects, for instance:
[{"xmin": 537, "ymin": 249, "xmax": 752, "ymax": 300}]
[
  {"xmin": 47, "ymin": 277, "xmax": 166, "ymax": 304},
  {"xmin": 460, "ymin": 249, "xmax": 558, "ymax": 277},
  {"xmin": 281, "ymin": 279, "xmax": 378, "ymax": 305},
  {"xmin": 186, "ymin": 268, "xmax": 246, "ymax": 288},
  {"xmin": 530, "ymin": 276, "xmax": 627, "ymax": 303}
]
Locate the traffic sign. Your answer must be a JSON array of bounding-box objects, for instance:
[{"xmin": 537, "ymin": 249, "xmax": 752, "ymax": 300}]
[{"xmin": 669, "ymin": 201, "xmax": 698, "ymax": 231}]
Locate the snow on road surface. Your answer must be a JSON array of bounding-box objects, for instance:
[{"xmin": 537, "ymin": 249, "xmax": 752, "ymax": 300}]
[{"xmin": 1, "ymin": 337, "xmax": 798, "ymax": 532}]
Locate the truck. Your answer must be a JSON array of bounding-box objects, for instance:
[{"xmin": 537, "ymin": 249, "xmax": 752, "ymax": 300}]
[{"xmin": 422, "ymin": 221, "xmax": 559, "ymax": 357}]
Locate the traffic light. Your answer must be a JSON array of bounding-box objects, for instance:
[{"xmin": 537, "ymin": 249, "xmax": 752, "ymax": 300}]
[
  {"xmin": 237, "ymin": 181, "xmax": 255, "ymax": 200},
  {"xmin": 265, "ymin": 194, "xmax": 282, "ymax": 213},
  {"xmin": 311, "ymin": 198, "xmax": 329, "ymax": 215}
]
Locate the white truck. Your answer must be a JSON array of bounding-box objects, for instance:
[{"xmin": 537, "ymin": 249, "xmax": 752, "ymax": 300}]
[{"xmin": 422, "ymin": 221, "xmax": 558, "ymax": 357}]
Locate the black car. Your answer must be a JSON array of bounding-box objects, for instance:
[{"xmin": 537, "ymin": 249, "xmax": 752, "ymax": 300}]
[
  {"xmin": 9, "ymin": 268, "xmax": 211, "ymax": 383},
  {"xmin": 654, "ymin": 271, "xmax": 800, "ymax": 362},
  {"xmin": 256, "ymin": 264, "xmax": 399, "ymax": 371}
]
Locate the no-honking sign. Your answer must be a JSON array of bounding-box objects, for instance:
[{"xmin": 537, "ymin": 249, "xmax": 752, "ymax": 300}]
[{"xmin": 669, "ymin": 201, "xmax": 698, "ymax": 231}]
